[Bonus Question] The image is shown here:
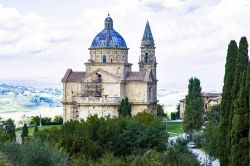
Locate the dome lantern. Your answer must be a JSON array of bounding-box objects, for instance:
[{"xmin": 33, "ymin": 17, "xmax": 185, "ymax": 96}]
[{"xmin": 104, "ymin": 14, "xmax": 113, "ymax": 30}]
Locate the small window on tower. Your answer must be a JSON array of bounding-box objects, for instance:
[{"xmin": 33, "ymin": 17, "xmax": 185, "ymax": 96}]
[{"xmin": 145, "ymin": 52, "xmax": 148, "ymax": 63}]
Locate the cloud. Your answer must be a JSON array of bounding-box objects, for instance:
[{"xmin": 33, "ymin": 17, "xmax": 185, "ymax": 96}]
[
  {"xmin": 0, "ymin": 5, "xmax": 80, "ymax": 59},
  {"xmin": 0, "ymin": 0, "xmax": 250, "ymax": 93}
]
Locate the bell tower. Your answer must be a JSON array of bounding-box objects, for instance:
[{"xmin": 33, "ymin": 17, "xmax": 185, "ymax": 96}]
[{"xmin": 139, "ymin": 21, "xmax": 157, "ymax": 79}]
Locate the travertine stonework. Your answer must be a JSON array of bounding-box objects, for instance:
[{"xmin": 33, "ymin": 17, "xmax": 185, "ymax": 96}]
[{"xmin": 62, "ymin": 15, "xmax": 158, "ymax": 121}]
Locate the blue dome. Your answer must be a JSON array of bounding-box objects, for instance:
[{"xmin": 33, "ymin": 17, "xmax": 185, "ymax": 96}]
[{"xmin": 90, "ymin": 16, "xmax": 127, "ymax": 48}]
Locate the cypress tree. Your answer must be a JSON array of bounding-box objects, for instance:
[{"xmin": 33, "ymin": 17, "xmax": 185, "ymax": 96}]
[
  {"xmin": 183, "ymin": 77, "xmax": 204, "ymax": 133},
  {"xmin": 34, "ymin": 125, "xmax": 39, "ymax": 134},
  {"xmin": 230, "ymin": 37, "xmax": 249, "ymax": 166},
  {"xmin": 246, "ymin": 62, "xmax": 250, "ymax": 164},
  {"xmin": 118, "ymin": 97, "xmax": 132, "ymax": 117},
  {"xmin": 21, "ymin": 123, "xmax": 29, "ymax": 142},
  {"xmin": 218, "ymin": 40, "xmax": 238, "ymax": 166},
  {"xmin": 5, "ymin": 119, "xmax": 16, "ymax": 142}
]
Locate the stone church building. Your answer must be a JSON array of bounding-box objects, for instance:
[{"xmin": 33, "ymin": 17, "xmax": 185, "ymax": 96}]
[{"xmin": 62, "ymin": 15, "xmax": 158, "ymax": 121}]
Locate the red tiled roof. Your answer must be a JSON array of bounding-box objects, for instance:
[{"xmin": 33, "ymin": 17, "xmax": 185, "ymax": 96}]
[
  {"xmin": 125, "ymin": 72, "xmax": 146, "ymax": 81},
  {"xmin": 202, "ymin": 92, "xmax": 221, "ymax": 97},
  {"xmin": 61, "ymin": 69, "xmax": 85, "ymax": 82}
]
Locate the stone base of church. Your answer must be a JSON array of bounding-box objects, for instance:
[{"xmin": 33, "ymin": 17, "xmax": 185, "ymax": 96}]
[{"xmin": 63, "ymin": 102, "xmax": 157, "ymax": 122}]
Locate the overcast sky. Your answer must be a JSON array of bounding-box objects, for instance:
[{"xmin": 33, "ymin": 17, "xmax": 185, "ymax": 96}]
[{"xmin": 0, "ymin": 0, "xmax": 250, "ymax": 92}]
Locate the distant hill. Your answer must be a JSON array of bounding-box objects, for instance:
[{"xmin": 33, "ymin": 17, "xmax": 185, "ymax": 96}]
[{"xmin": 0, "ymin": 82, "xmax": 63, "ymax": 122}]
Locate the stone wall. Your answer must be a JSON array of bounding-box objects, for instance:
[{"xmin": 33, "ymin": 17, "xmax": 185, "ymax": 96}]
[{"xmin": 125, "ymin": 81, "xmax": 147, "ymax": 102}]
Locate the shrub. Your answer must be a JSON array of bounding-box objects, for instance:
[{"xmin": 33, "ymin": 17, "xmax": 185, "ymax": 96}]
[{"xmin": 0, "ymin": 140, "xmax": 70, "ymax": 166}]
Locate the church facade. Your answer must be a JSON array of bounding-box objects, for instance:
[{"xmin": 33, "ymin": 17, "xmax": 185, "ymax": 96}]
[{"xmin": 62, "ymin": 15, "xmax": 158, "ymax": 121}]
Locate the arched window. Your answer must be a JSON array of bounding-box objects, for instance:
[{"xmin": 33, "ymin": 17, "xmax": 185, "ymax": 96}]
[
  {"xmin": 103, "ymin": 55, "xmax": 106, "ymax": 63},
  {"xmin": 145, "ymin": 52, "xmax": 148, "ymax": 63}
]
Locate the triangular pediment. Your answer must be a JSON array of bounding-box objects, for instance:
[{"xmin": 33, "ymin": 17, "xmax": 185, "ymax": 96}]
[{"xmin": 81, "ymin": 68, "xmax": 121, "ymax": 83}]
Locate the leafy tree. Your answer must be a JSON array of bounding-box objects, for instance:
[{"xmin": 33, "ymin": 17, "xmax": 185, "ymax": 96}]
[
  {"xmin": 0, "ymin": 117, "xmax": 5, "ymax": 128},
  {"xmin": 34, "ymin": 113, "xmax": 168, "ymax": 160},
  {"xmin": 218, "ymin": 40, "xmax": 238, "ymax": 166},
  {"xmin": 5, "ymin": 119, "xmax": 16, "ymax": 142},
  {"xmin": 0, "ymin": 117, "xmax": 6, "ymax": 142},
  {"xmin": 30, "ymin": 116, "xmax": 40, "ymax": 125},
  {"xmin": 0, "ymin": 140, "xmax": 70, "ymax": 166},
  {"xmin": 95, "ymin": 153, "xmax": 125, "ymax": 166},
  {"xmin": 170, "ymin": 112, "xmax": 176, "ymax": 120},
  {"xmin": 41, "ymin": 117, "xmax": 52, "ymax": 125},
  {"xmin": 176, "ymin": 104, "xmax": 180, "ymax": 119},
  {"xmin": 53, "ymin": 116, "xmax": 63, "ymax": 125},
  {"xmin": 118, "ymin": 97, "xmax": 132, "ymax": 117},
  {"xmin": 230, "ymin": 37, "xmax": 249, "ymax": 166},
  {"xmin": 21, "ymin": 123, "xmax": 29, "ymax": 142},
  {"xmin": 203, "ymin": 105, "xmax": 220, "ymax": 158},
  {"xmin": 156, "ymin": 104, "xmax": 166, "ymax": 117},
  {"xmin": 166, "ymin": 139, "xmax": 200, "ymax": 166},
  {"xmin": 34, "ymin": 126, "xmax": 39, "ymax": 134},
  {"xmin": 30, "ymin": 116, "xmax": 52, "ymax": 125},
  {"xmin": 183, "ymin": 78, "xmax": 204, "ymax": 133}
]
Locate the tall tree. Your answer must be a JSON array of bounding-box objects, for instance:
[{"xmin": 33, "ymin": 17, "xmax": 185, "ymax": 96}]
[
  {"xmin": 203, "ymin": 105, "xmax": 221, "ymax": 158},
  {"xmin": 183, "ymin": 77, "xmax": 204, "ymax": 133},
  {"xmin": 218, "ymin": 40, "xmax": 238, "ymax": 166},
  {"xmin": 246, "ymin": 62, "xmax": 250, "ymax": 165},
  {"xmin": 156, "ymin": 104, "xmax": 166, "ymax": 117},
  {"xmin": 34, "ymin": 126, "xmax": 39, "ymax": 134},
  {"xmin": 230, "ymin": 37, "xmax": 249, "ymax": 166},
  {"xmin": 118, "ymin": 97, "xmax": 132, "ymax": 117},
  {"xmin": 5, "ymin": 119, "xmax": 16, "ymax": 142},
  {"xmin": 21, "ymin": 123, "xmax": 29, "ymax": 142}
]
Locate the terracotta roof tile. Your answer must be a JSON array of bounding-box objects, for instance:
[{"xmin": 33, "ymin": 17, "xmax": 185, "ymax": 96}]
[
  {"xmin": 62, "ymin": 69, "xmax": 85, "ymax": 82},
  {"xmin": 126, "ymin": 72, "xmax": 146, "ymax": 81}
]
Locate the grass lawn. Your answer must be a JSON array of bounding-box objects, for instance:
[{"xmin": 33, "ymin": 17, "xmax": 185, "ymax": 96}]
[
  {"xmin": 16, "ymin": 125, "xmax": 61, "ymax": 136},
  {"xmin": 166, "ymin": 121, "xmax": 183, "ymax": 135}
]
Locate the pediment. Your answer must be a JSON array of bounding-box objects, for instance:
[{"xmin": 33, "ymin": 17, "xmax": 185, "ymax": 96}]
[{"xmin": 81, "ymin": 68, "xmax": 121, "ymax": 83}]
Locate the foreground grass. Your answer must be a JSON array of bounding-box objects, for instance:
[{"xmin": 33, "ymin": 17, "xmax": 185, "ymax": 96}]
[
  {"xmin": 166, "ymin": 121, "xmax": 183, "ymax": 135},
  {"xmin": 0, "ymin": 152, "xmax": 12, "ymax": 166},
  {"xmin": 16, "ymin": 125, "xmax": 61, "ymax": 136}
]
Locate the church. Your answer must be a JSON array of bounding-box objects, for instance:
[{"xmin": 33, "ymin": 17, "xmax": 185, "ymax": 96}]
[{"xmin": 62, "ymin": 15, "xmax": 158, "ymax": 121}]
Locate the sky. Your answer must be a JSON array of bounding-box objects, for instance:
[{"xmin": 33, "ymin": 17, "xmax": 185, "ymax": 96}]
[{"xmin": 0, "ymin": 0, "xmax": 250, "ymax": 92}]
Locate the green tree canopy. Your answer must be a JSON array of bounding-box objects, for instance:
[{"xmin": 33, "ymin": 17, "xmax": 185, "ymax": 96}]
[
  {"xmin": 118, "ymin": 97, "xmax": 132, "ymax": 117},
  {"xmin": 53, "ymin": 116, "xmax": 63, "ymax": 125},
  {"xmin": 156, "ymin": 104, "xmax": 167, "ymax": 117},
  {"xmin": 21, "ymin": 123, "xmax": 29, "ymax": 142},
  {"xmin": 230, "ymin": 37, "xmax": 249, "ymax": 166},
  {"xmin": 183, "ymin": 77, "xmax": 204, "ymax": 133},
  {"xmin": 218, "ymin": 40, "xmax": 238, "ymax": 166},
  {"xmin": 5, "ymin": 119, "xmax": 16, "ymax": 142}
]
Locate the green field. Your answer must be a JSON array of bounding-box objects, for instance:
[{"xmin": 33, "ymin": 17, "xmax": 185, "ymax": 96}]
[
  {"xmin": 16, "ymin": 125, "xmax": 61, "ymax": 136},
  {"xmin": 166, "ymin": 121, "xmax": 183, "ymax": 135}
]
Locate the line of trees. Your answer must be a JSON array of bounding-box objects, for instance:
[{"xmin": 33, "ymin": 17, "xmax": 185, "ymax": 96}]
[
  {"xmin": 0, "ymin": 113, "xmax": 201, "ymax": 165},
  {"xmin": 201, "ymin": 37, "xmax": 250, "ymax": 165},
  {"xmin": 218, "ymin": 37, "xmax": 249, "ymax": 166},
  {"xmin": 30, "ymin": 115, "xmax": 63, "ymax": 126}
]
